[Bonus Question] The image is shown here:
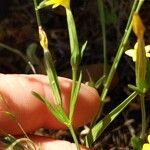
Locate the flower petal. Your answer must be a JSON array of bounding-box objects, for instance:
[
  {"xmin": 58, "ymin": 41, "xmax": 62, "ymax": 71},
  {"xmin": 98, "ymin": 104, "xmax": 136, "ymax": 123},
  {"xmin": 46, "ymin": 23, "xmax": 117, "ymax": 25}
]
[
  {"xmin": 37, "ymin": 0, "xmax": 70, "ymax": 10},
  {"xmin": 148, "ymin": 135, "xmax": 150, "ymax": 143},
  {"xmin": 146, "ymin": 53, "xmax": 150, "ymax": 57},
  {"xmin": 145, "ymin": 45, "xmax": 150, "ymax": 53},
  {"xmin": 125, "ymin": 49, "xmax": 136, "ymax": 61},
  {"xmin": 142, "ymin": 144, "xmax": 150, "ymax": 150}
]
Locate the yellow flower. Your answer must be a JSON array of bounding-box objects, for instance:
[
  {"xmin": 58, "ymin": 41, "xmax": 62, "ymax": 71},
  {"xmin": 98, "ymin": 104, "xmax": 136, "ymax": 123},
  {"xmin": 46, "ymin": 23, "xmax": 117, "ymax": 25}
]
[
  {"xmin": 142, "ymin": 135, "xmax": 150, "ymax": 150},
  {"xmin": 38, "ymin": 0, "xmax": 70, "ymax": 10},
  {"xmin": 125, "ymin": 43, "xmax": 150, "ymax": 62}
]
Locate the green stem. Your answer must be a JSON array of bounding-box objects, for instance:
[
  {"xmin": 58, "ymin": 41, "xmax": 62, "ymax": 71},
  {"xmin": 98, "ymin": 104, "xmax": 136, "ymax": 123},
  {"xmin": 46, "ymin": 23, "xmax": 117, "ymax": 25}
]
[
  {"xmin": 33, "ymin": 0, "xmax": 41, "ymax": 26},
  {"xmin": 97, "ymin": 0, "xmax": 107, "ymax": 75},
  {"xmin": 69, "ymin": 125, "xmax": 80, "ymax": 150},
  {"xmin": 135, "ymin": 0, "xmax": 145, "ymax": 14},
  {"xmin": 101, "ymin": 22, "xmax": 133, "ymax": 102},
  {"xmin": 126, "ymin": 0, "xmax": 138, "ymax": 30},
  {"xmin": 66, "ymin": 8, "xmax": 82, "ymax": 150},
  {"xmin": 140, "ymin": 94, "xmax": 146, "ymax": 139},
  {"xmin": 85, "ymin": 91, "xmax": 138, "ymax": 147},
  {"xmin": 101, "ymin": 0, "xmax": 144, "ymax": 102},
  {"xmin": 66, "ymin": 8, "xmax": 80, "ymax": 123},
  {"xmin": 69, "ymin": 67, "xmax": 77, "ymax": 120}
]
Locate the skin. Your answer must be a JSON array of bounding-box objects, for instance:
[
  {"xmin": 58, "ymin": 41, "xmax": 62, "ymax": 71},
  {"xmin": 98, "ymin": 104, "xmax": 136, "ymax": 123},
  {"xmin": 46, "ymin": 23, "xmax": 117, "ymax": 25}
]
[{"xmin": 0, "ymin": 74, "xmax": 100, "ymax": 150}]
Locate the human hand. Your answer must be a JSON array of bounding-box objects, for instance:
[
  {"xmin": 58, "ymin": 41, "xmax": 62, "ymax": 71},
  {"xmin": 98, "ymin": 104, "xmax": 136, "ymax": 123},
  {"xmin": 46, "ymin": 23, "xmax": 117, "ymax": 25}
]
[{"xmin": 0, "ymin": 74, "xmax": 100, "ymax": 150}]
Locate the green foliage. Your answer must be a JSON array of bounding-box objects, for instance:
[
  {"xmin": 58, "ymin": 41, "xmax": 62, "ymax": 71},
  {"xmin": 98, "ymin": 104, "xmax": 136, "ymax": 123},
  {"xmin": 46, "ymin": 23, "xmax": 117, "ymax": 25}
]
[
  {"xmin": 2, "ymin": 134, "xmax": 25, "ymax": 150},
  {"xmin": 85, "ymin": 91, "xmax": 138, "ymax": 147},
  {"xmin": 131, "ymin": 136, "xmax": 144, "ymax": 150}
]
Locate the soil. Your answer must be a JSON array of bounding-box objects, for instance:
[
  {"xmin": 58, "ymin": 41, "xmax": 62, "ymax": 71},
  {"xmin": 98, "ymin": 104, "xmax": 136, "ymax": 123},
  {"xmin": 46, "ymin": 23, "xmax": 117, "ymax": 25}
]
[{"xmin": 0, "ymin": 0, "xmax": 150, "ymax": 149}]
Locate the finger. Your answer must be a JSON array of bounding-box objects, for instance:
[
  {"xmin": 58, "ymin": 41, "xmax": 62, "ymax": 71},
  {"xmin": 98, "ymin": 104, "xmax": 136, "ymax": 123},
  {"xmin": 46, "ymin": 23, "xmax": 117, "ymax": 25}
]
[
  {"xmin": 0, "ymin": 74, "xmax": 100, "ymax": 135},
  {"xmin": 32, "ymin": 136, "xmax": 89, "ymax": 150},
  {"xmin": 0, "ymin": 135, "xmax": 89, "ymax": 150}
]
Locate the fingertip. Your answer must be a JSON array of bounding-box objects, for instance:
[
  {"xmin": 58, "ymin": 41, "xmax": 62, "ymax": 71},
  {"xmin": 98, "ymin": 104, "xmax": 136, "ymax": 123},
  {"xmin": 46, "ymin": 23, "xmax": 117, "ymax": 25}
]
[
  {"xmin": 30, "ymin": 136, "xmax": 89, "ymax": 150},
  {"xmin": 0, "ymin": 74, "xmax": 100, "ymax": 134},
  {"xmin": 45, "ymin": 77, "xmax": 100, "ymax": 128}
]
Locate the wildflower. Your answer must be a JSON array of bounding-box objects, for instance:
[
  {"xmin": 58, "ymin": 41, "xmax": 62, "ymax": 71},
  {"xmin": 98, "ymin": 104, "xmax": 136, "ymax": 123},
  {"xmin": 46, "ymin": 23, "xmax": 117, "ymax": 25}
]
[
  {"xmin": 37, "ymin": 0, "xmax": 70, "ymax": 10},
  {"xmin": 125, "ymin": 13, "xmax": 149, "ymax": 90},
  {"xmin": 142, "ymin": 135, "xmax": 150, "ymax": 150},
  {"xmin": 125, "ymin": 43, "xmax": 150, "ymax": 62}
]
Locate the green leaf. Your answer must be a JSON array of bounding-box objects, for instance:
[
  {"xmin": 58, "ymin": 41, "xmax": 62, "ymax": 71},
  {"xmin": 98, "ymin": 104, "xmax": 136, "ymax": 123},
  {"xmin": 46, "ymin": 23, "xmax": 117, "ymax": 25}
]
[
  {"xmin": 44, "ymin": 49, "xmax": 62, "ymax": 107},
  {"xmin": 85, "ymin": 91, "xmax": 137, "ymax": 147},
  {"xmin": 26, "ymin": 43, "xmax": 39, "ymax": 66},
  {"xmin": 128, "ymin": 84, "xmax": 146, "ymax": 94},
  {"xmin": 66, "ymin": 9, "xmax": 80, "ymax": 67},
  {"xmin": 80, "ymin": 41, "xmax": 87, "ymax": 59},
  {"xmin": 32, "ymin": 91, "xmax": 69, "ymax": 125},
  {"xmin": 69, "ymin": 71, "xmax": 82, "ymax": 122},
  {"xmin": 2, "ymin": 134, "xmax": 24, "ymax": 150},
  {"xmin": 131, "ymin": 136, "xmax": 144, "ymax": 150},
  {"xmin": 94, "ymin": 75, "xmax": 106, "ymax": 89}
]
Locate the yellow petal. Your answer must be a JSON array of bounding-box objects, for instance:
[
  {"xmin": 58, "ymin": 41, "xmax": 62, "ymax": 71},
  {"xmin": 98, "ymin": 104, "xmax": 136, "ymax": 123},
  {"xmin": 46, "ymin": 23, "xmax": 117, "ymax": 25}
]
[
  {"xmin": 46, "ymin": 0, "xmax": 70, "ymax": 9},
  {"xmin": 133, "ymin": 13, "xmax": 145, "ymax": 38},
  {"xmin": 125, "ymin": 49, "xmax": 136, "ymax": 62},
  {"xmin": 142, "ymin": 144, "xmax": 150, "ymax": 150},
  {"xmin": 134, "ymin": 42, "xmax": 138, "ymax": 50},
  {"xmin": 146, "ymin": 53, "xmax": 150, "ymax": 57},
  {"xmin": 148, "ymin": 135, "xmax": 150, "ymax": 143},
  {"xmin": 145, "ymin": 45, "xmax": 150, "ymax": 53}
]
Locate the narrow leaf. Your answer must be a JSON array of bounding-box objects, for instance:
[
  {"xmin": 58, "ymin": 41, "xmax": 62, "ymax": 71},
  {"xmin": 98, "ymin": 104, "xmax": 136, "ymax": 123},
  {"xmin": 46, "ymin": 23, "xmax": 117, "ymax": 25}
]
[
  {"xmin": 32, "ymin": 91, "xmax": 69, "ymax": 125},
  {"xmin": 81, "ymin": 41, "xmax": 87, "ymax": 59},
  {"xmin": 69, "ymin": 71, "xmax": 82, "ymax": 122},
  {"xmin": 85, "ymin": 91, "xmax": 137, "ymax": 147},
  {"xmin": 2, "ymin": 134, "xmax": 25, "ymax": 150},
  {"xmin": 95, "ymin": 75, "xmax": 106, "ymax": 89}
]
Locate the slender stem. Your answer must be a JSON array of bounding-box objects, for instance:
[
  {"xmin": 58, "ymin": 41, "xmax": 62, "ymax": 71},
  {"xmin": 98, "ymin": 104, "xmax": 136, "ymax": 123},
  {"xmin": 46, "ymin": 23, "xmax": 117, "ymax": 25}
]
[
  {"xmin": 101, "ymin": 0, "xmax": 143, "ymax": 102},
  {"xmin": 66, "ymin": 8, "xmax": 81, "ymax": 150},
  {"xmin": 85, "ymin": 91, "xmax": 138, "ymax": 147},
  {"xmin": 135, "ymin": 0, "xmax": 144, "ymax": 13},
  {"xmin": 126, "ymin": 0, "xmax": 138, "ymax": 30},
  {"xmin": 140, "ymin": 94, "xmax": 146, "ymax": 139},
  {"xmin": 69, "ymin": 67, "xmax": 77, "ymax": 120},
  {"xmin": 101, "ymin": 22, "xmax": 133, "ymax": 102},
  {"xmin": 33, "ymin": 0, "xmax": 41, "ymax": 27},
  {"xmin": 66, "ymin": 8, "xmax": 80, "ymax": 123},
  {"xmin": 97, "ymin": 0, "xmax": 107, "ymax": 75},
  {"xmin": 69, "ymin": 125, "xmax": 80, "ymax": 150}
]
